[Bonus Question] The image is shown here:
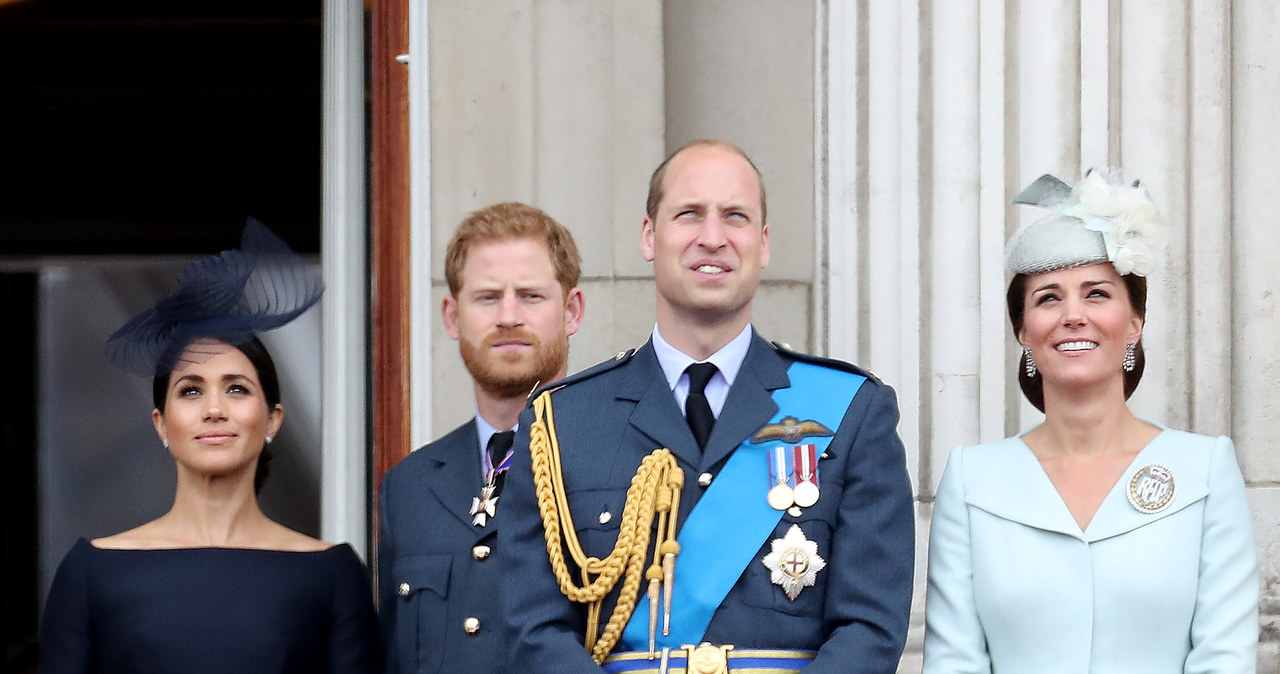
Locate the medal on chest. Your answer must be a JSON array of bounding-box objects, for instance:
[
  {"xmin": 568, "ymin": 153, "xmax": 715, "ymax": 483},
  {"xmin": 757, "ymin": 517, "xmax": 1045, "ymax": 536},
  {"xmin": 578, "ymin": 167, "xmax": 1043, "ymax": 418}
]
[
  {"xmin": 761, "ymin": 524, "xmax": 826, "ymax": 600},
  {"xmin": 753, "ymin": 416, "xmax": 833, "ymax": 512},
  {"xmin": 470, "ymin": 481, "xmax": 499, "ymax": 527},
  {"xmin": 766, "ymin": 446, "xmax": 795, "ymax": 510},
  {"xmin": 764, "ymin": 443, "xmax": 822, "ymax": 511},
  {"xmin": 791, "ymin": 444, "xmax": 820, "ymax": 508},
  {"xmin": 470, "ymin": 443, "xmax": 514, "ymax": 527}
]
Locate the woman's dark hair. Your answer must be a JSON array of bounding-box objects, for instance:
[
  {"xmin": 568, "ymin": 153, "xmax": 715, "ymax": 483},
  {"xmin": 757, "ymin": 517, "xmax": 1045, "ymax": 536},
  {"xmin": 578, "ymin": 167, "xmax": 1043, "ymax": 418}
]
[
  {"xmin": 152, "ymin": 336, "xmax": 281, "ymax": 493},
  {"xmin": 1006, "ymin": 271, "xmax": 1147, "ymax": 412}
]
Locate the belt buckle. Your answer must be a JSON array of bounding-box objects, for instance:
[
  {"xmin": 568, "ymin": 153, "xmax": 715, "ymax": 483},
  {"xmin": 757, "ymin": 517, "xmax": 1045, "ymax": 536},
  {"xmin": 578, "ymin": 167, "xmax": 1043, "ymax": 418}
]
[{"xmin": 682, "ymin": 642, "xmax": 734, "ymax": 674}]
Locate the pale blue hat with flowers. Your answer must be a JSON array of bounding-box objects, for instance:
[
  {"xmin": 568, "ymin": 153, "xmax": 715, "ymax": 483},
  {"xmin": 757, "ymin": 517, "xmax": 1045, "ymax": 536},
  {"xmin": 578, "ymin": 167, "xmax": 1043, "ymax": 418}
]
[{"xmin": 1006, "ymin": 168, "xmax": 1164, "ymax": 277}]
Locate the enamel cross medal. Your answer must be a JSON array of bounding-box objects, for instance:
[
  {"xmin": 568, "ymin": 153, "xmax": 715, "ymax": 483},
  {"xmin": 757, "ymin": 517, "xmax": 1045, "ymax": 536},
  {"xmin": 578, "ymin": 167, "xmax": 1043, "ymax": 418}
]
[
  {"xmin": 470, "ymin": 437, "xmax": 514, "ymax": 527},
  {"xmin": 470, "ymin": 482, "xmax": 499, "ymax": 527}
]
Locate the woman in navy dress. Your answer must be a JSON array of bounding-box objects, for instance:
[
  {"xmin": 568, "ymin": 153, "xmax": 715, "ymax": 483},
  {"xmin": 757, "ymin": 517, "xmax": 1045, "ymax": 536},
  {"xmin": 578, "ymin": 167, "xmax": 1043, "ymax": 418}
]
[{"xmin": 39, "ymin": 220, "xmax": 380, "ymax": 673}]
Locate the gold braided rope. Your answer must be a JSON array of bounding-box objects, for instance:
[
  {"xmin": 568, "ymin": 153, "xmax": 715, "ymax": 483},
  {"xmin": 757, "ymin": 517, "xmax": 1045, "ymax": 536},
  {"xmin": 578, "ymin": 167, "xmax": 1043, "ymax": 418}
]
[{"xmin": 530, "ymin": 390, "xmax": 684, "ymax": 664}]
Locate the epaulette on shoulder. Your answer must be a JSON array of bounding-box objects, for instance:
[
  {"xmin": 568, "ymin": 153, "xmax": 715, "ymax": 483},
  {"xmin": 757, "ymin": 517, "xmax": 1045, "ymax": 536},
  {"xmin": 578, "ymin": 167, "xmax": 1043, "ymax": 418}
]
[
  {"xmin": 769, "ymin": 340, "xmax": 885, "ymax": 385},
  {"xmin": 528, "ymin": 347, "xmax": 638, "ymax": 400}
]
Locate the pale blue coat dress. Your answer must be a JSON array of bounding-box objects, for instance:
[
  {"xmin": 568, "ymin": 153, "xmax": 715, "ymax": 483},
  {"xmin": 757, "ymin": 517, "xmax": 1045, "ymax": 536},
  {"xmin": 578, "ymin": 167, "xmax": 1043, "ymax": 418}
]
[{"xmin": 923, "ymin": 428, "xmax": 1258, "ymax": 673}]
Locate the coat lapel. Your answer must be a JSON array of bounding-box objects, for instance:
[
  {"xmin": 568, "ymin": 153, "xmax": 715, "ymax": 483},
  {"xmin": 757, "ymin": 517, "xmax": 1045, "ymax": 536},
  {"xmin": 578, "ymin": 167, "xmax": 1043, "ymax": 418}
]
[
  {"xmin": 700, "ymin": 335, "xmax": 788, "ymax": 470},
  {"xmin": 964, "ymin": 430, "xmax": 1213, "ymax": 542},
  {"xmin": 964, "ymin": 437, "xmax": 1084, "ymax": 538},
  {"xmin": 620, "ymin": 343, "xmax": 703, "ymax": 468},
  {"xmin": 620, "ymin": 335, "xmax": 790, "ymax": 471},
  {"xmin": 423, "ymin": 420, "xmax": 487, "ymax": 533},
  {"xmin": 1082, "ymin": 430, "xmax": 1210, "ymax": 542}
]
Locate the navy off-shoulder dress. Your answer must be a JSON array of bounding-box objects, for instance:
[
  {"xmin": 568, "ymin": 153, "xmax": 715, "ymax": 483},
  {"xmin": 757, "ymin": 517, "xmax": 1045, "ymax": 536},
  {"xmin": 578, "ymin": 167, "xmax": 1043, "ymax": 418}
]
[{"xmin": 39, "ymin": 538, "xmax": 381, "ymax": 673}]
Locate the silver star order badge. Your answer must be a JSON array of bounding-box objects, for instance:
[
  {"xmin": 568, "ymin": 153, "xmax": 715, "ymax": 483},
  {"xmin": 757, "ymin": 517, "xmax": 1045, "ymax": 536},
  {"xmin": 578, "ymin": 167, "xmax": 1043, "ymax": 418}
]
[
  {"xmin": 470, "ymin": 484, "xmax": 498, "ymax": 527},
  {"xmin": 761, "ymin": 524, "xmax": 826, "ymax": 600}
]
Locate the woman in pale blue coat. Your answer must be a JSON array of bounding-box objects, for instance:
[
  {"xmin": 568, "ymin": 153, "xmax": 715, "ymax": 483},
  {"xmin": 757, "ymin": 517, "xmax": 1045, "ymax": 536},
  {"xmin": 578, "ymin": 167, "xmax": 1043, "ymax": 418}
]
[{"xmin": 923, "ymin": 170, "xmax": 1259, "ymax": 673}]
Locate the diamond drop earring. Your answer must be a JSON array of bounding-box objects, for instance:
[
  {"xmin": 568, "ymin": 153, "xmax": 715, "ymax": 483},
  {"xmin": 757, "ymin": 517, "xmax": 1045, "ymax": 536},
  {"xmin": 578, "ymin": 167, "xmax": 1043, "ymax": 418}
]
[
  {"xmin": 1023, "ymin": 346, "xmax": 1037, "ymax": 377},
  {"xmin": 1123, "ymin": 342, "xmax": 1136, "ymax": 372}
]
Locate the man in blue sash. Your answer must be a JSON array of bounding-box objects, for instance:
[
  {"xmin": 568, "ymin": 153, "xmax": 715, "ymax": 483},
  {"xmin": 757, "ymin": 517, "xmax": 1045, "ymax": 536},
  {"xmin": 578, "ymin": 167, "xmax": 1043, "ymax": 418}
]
[
  {"xmin": 500, "ymin": 140, "xmax": 914, "ymax": 673},
  {"xmin": 379, "ymin": 202, "xmax": 585, "ymax": 673}
]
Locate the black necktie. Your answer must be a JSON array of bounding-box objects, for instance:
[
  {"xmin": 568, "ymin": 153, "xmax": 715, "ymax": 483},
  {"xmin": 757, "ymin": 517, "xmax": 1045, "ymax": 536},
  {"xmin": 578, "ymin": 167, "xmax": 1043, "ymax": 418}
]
[
  {"xmin": 486, "ymin": 430, "xmax": 516, "ymax": 495},
  {"xmin": 684, "ymin": 363, "xmax": 718, "ymax": 450}
]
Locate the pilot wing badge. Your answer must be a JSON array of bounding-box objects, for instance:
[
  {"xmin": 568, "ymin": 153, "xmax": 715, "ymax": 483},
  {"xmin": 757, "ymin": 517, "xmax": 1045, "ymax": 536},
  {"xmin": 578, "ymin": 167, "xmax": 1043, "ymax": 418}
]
[{"xmin": 752, "ymin": 416, "xmax": 835, "ymax": 444}]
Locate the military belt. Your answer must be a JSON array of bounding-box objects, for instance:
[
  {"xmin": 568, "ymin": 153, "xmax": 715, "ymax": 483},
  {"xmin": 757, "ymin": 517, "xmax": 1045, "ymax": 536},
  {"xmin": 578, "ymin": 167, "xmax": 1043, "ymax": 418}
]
[{"xmin": 602, "ymin": 644, "xmax": 816, "ymax": 674}]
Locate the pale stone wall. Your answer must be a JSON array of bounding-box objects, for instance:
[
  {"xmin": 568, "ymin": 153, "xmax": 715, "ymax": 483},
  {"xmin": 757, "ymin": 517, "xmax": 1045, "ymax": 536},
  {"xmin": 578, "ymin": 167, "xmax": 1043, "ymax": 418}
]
[
  {"xmin": 823, "ymin": 2, "xmax": 1280, "ymax": 671},
  {"xmin": 422, "ymin": 0, "xmax": 819, "ymax": 433},
  {"xmin": 411, "ymin": 1, "xmax": 1278, "ymax": 670},
  {"xmin": 423, "ymin": 0, "xmax": 666, "ymax": 433}
]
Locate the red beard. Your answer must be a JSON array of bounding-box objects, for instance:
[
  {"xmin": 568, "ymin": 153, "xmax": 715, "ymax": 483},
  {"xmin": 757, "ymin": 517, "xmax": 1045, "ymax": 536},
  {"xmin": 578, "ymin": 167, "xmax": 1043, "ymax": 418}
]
[{"xmin": 459, "ymin": 326, "xmax": 568, "ymax": 399}]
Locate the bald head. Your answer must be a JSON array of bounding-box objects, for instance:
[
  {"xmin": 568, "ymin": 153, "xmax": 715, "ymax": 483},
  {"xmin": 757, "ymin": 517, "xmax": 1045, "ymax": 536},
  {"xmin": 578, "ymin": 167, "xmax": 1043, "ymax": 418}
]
[{"xmin": 645, "ymin": 140, "xmax": 767, "ymax": 225}]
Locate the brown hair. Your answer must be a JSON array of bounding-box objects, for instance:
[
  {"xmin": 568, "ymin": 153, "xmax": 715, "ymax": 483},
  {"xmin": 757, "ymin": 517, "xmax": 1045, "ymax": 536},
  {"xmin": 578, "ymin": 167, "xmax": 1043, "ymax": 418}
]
[
  {"xmin": 444, "ymin": 202, "xmax": 581, "ymax": 297},
  {"xmin": 1006, "ymin": 272, "xmax": 1147, "ymax": 412},
  {"xmin": 645, "ymin": 139, "xmax": 767, "ymax": 224}
]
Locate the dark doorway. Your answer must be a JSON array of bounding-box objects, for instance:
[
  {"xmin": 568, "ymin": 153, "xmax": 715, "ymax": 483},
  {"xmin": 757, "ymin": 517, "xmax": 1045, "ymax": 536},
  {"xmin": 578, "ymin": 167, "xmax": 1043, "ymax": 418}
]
[
  {"xmin": 0, "ymin": 0, "xmax": 323, "ymax": 255},
  {"xmin": 0, "ymin": 2, "xmax": 323, "ymax": 670},
  {"xmin": 0, "ymin": 274, "xmax": 38, "ymax": 674}
]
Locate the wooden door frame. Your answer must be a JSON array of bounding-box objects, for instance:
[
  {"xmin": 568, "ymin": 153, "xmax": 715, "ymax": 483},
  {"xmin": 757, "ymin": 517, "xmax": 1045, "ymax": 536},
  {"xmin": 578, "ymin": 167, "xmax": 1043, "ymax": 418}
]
[{"xmin": 369, "ymin": 0, "xmax": 412, "ymax": 490}]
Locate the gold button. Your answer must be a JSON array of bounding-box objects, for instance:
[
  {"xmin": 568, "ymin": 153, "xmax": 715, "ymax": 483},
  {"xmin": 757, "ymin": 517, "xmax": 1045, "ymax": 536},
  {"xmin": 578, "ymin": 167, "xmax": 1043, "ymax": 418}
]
[
  {"xmin": 463, "ymin": 617, "xmax": 481, "ymax": 635},
  {"xmin": 598, "ymin": 510, "xmax": 612, "ymax": 525},
  {"xmin": 398, "ymin": 582, "xmax": 411, "ymax": 597},
  {"xmin": 698, "ymin": 472, "xmax": 713, "ymax": 487},
  {"xmin": 472, "ymin": 544, "xmax": 491, "ymax": 561}
]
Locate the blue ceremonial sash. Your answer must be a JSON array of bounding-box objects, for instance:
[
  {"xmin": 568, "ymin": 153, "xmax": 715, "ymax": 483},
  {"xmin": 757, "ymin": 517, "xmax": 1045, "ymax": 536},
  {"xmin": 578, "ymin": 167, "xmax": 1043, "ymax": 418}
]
[{"xmin": 620, "ymin": 361, "xmax": 866, "ymax": 650}]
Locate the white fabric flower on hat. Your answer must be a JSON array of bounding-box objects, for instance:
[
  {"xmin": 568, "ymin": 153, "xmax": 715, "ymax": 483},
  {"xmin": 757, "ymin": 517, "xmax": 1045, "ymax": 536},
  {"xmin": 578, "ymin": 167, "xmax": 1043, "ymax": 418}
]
[{"xmin": 1062, "ymin": 169, "xmax": 1164, "ymax": 276}]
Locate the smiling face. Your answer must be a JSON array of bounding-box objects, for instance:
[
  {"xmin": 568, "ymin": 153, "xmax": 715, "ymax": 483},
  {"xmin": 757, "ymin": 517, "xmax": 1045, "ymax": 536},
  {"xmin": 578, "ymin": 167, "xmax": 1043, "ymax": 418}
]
[
  {"xmin": 152, "ymin": 340, "xmax": 282, "ymax": 481},
  {"xmin": 444, "ymin": 237, "xmax": 584, "ymax": 399},
  {"xmin": 641, "ymin": 144, "xmax": 770, "ymax": 333},
  {"xmin": 1017, "ymin": 263, "xmax": 1143, "ymax": 395}
]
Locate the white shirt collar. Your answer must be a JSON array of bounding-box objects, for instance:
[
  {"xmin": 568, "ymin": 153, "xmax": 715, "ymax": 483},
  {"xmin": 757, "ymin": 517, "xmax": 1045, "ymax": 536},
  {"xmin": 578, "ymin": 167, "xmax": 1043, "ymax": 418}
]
[
  {"xmin": 474, "ymin": 414, "xmax": 517, "ymax": 471},
  {"xmin": 651, "ymin": 322, "xmax": 753, "ymax": 390},
  {"xmin": 651, "ymin": 324, "xmax": 752, "ymax": 419}
]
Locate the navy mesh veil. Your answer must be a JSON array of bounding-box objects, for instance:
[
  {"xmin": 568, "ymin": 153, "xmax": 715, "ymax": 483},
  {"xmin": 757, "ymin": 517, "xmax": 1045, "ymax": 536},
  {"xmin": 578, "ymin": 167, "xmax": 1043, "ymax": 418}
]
[{"xmin": 106, "ymin": 218, "xmax": 324, "ymax": 376}]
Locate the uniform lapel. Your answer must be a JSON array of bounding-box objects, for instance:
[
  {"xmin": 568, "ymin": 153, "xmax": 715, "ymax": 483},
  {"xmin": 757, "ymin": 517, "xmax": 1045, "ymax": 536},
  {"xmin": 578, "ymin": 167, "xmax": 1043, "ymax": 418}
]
[
  {"xmin": 621, "ymin": 342, "xmax": 703, "ymax": 468},
  {"xmin": 621, "ymin": 335, "xmax": 792, "ymax": 471},
  {"xmin": 424, "ymin": 420, "xmax": 488, "ymax": 532},
  {"xmin": 699, "ymin": 335, "xmax": 788, "ymax": 470}
]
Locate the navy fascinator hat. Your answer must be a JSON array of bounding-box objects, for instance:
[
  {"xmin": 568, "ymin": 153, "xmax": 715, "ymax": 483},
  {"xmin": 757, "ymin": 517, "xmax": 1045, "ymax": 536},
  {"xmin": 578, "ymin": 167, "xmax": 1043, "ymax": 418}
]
[{"xmin": 106, "ymin": 218, "xmax": 324, "ymax": 376}]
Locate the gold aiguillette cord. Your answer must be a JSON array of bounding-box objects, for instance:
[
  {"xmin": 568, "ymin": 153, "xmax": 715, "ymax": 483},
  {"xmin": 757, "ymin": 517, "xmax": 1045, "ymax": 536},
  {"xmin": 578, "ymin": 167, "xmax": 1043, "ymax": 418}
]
[{"xmin": 529, "ymin": 390, "xmax": 684, "ymax": 663}]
